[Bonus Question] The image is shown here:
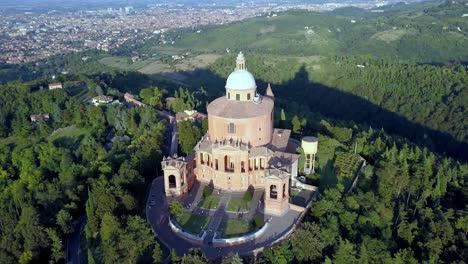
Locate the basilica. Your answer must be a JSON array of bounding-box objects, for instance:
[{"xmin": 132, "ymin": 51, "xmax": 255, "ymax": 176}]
[{"xmin": 161, "ymin": 52, "xmax": 304, "ymax": 216}]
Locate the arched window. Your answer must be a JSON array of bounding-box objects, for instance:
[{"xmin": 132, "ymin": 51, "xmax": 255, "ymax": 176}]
[
  {"xmin": 228, "ymin": 123, "xmax": 236, "ymax": 134},
  {"xmin": 270, "ymin": 185, "xmax": 277, "ymax": 199},
  {"xmin": 168, "ymin": 175, "xmax": 176, "ymax": 188}
]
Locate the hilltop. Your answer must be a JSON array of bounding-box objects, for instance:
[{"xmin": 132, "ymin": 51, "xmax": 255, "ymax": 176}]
[{"xmin": 151, "ymin": 1, "xmax": 468, "ymax": 63}]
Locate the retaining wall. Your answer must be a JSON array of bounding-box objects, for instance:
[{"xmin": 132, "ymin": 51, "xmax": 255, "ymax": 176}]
[
  {"xmin": 168, "ymin": 218, "xmax": 206, "ymax": 246},
  {"xmin": 212, "ymin": 223, "xmax": 269, "ymax": 247}
]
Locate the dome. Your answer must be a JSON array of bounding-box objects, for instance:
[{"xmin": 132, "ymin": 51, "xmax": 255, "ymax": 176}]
[{"xmin": 225, "ymin": 69, "xmax": 257, "ymax": 90}]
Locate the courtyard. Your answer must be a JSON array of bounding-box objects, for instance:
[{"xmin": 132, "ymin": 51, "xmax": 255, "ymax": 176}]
[
  {"xmin": 171, "ymin": 182, "xmax": 265, "ymax": 239},
  {"xmin": 147, "ymin": 177, "xmax": 318, "ymax": 259}
]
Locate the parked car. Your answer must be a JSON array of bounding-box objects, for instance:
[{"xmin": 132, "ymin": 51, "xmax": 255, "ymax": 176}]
[{"xmin": 298, "ymin": 176, "xmax": 306, "ymax": 183}]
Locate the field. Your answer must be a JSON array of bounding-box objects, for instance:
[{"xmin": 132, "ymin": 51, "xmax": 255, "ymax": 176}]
[
  {"xmin": 49, "ymin": 125, "xmax": 88, "ymax": 141},
  {"xmin": 99, "ymin": 54, "xmax": 221, "ymax": 76},
  {"xmin": 0, "ymin": 136, "xmax": 17, "ymax": 147},
  {"xmin": 371, "ymin": 29, "xmax": 413, "ymax": 43}
]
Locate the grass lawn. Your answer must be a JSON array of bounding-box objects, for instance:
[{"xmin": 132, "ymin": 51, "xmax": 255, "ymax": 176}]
[
  {"xmin": 220, "ymin": 214, "xmax": 264, "ymax": 238},
  {"xmin": 289, "ymin": 189, "xmax": 300, "ymax": 202},
  {"xmin": 226, "ymin": 198, "xmax": 249, "ymax": 212},
  {"xmin": 48, "ymin": 125, "xmax": 90, "ymax": 149},
  {"xmin": 219, "ymin": 219, "xmax": 253, "ymax": 238},
  {"xmin": 176, "ymin": 213, "xmax": 210, "ymax": 234},
  {"xmin": 198, "ymin": 195, "xmax": 220, "ymax": 209},
  {"xmin": 0, "ymin": 136, "xmax": 17, "ymax": 146}
]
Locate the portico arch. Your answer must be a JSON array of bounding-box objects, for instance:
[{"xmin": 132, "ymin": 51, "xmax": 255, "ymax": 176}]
[
  {"xmin": 168, "ymin": 175, "xmax": 176, "ymax": 188},
  {"xmin": 270, "ymin": 185, "xmax": 278, "ymax": 199}
]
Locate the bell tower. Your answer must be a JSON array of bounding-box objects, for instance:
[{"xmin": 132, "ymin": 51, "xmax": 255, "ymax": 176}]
[
  {"xmin": 264, "ymin": 163, "xmax": 290, "ymax": 216},
  {"xmin": 161, "ymin": 155, "xmax": 195, "ymax": 198}
]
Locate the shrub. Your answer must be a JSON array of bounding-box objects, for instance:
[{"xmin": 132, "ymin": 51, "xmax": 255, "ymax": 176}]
[
  {"xmin": 243, "ymin": 191, "xmax": 252, "ymax": 202},
  {"xmin": 253, "ymin": 214, "xmax": 264, "ymax": 229},
  {"xmin": 203, "ymin": 186, "xmax": 213, "ymax": 198},
  {"xmin": 169, "ymin": 201, "xmax": 184, "ymax": 219}
]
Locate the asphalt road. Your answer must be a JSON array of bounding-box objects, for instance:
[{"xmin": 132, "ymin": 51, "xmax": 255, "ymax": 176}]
[{"xmin": 66, "ymin": 216, "xmax": 86, "ymax": 264}]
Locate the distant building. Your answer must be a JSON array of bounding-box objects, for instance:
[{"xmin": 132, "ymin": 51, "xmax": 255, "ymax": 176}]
[
  {"xmin": 48, "ymin": 82, "xmax": 63, "ymax": 90},
  {"xmin": 30, "ymin": 113, "xmax": 50, "ymax": 123},
  {"xmin": 175, "ymin": 110, "xmax": 207, "ymax": 123},
  {"xmin": 91, "ymin": 95, "xmax": 114, "ymax": 106},
  {"xmin": 124, "ymin": 93, "xmax": 145, "ymax": 107},
  {"xmin": 165, "ymin": 97, "xmax": 176, "ymax": 104}
]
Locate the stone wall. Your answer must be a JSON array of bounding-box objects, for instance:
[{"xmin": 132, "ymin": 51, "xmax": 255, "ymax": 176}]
[{"xmin": 212, "ymin": 223, "xmax": 269, "ymax": 247}]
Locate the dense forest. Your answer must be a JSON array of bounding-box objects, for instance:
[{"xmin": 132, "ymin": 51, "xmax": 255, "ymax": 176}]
[
  {"xmin": 259, "ymin": 121, "xmax": 468, "ymax": 264},
  {"xmin": 0, "ymin": 79, "xmax": 168, "ymax": 263}
]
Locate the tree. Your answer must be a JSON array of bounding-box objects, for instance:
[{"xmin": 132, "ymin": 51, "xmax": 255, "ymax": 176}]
[
  {"xmin": 171, "ymin": 248, "xmax": 180, "ymax": 263},
  {"xmin": 334, "ymin": 239, "xmax": 358, "ymax": 264},
  {"xmin": 46, "ymin": 228, "xmax": 64, "ymax": 263},
  {"xmin": 120, "ymin": 216, "xmax": 155, "ymax": 263},
  {"xmin": 290, "ymin": 222, "xmax": 325, "ymax": 262},
  {"xmin": 88, "ymin": 249, "xmax": 96, "ymax": 264},
  {"xmin": 280, "ymin": 108, "xmax": 286, "ymax": 122},
  {"xmin": 153, "ymin": 242, "xmax": 163, "ymax": 264},
  {"xmin": 181, "ymin": 248, "xmax": 208, "ymax": 264},
  {"xmin": 291, "ymin": 115, "xmax": 302, "ymax": 134},
  {"xmin": 222, "ymin": 253, "xmax": 243, "ymax": 264},
  {"xmin": 178, "ymin": 120, "xmax": 202, "ymax": 154},
  {"xmin": 201, "ymin": 118, "xmax": 208, "ymax": 134},
  {"xmin": 19, "ymin": 251, "xmax": 33, "ymax": 264},
  {"xmin": 15, "ymin": 206, "xmax": 48, "ymax": 257},
  {"xmin": 169, "ymin": 201, "xmax": 184, "ymax": 219},
  {"xmin": 56, "ymin": 209, "xmax": 74, "ymax": 234},
  {"xmin": 455, "ymin": 215, "xmax": 468, "ymax": 236},
  {"xmin": 262, "ymin": 243, "xmax": 292, "ymax": 264},
  {"xmin": 140, "ymin": 87, "xmax": 167, "ymax": 109}
]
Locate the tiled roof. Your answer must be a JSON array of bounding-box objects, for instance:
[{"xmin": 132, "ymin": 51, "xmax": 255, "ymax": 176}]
[
  {"xmin": 207, "ymin": 96, "xmax": 273, "ymax": 119},
  {"xmin": 270, "ymin": 129, "xmax": 291, "ymax": 152}
]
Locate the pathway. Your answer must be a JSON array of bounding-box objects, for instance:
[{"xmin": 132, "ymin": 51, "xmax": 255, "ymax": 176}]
[
  {"xmin": 155, "ymin": 109, "xmax": 178, "ymax": 156},
  {"xmin": 204, "ymin": 193, "xmax": 231, "ymax": 243},
  {"xmin": 66, "ymin": 216, "xmax": 86, "ymax": 264}
]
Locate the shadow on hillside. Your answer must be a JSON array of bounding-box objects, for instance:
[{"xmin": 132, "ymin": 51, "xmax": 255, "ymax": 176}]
[{"xmin": 151, "ymin": 66, "xmax": 467, "ymax": 162}]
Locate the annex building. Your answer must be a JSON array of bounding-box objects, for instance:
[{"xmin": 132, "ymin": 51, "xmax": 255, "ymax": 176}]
[{"xmin": 162, "ymin": 52, "xmax": 315, "ymax": 216}]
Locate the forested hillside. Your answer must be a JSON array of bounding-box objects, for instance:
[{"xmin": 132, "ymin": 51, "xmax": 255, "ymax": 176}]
[
  {"xmin": 261, "ymin": 124, "xmax": 468, "ymax": 264},
  {"xmin": 165, "ymin": 1, "xmax": 468, "ymax": 63},
  {"xmin": 0, "ymin": 80, "xmax": 167, "ymax": 263}
]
